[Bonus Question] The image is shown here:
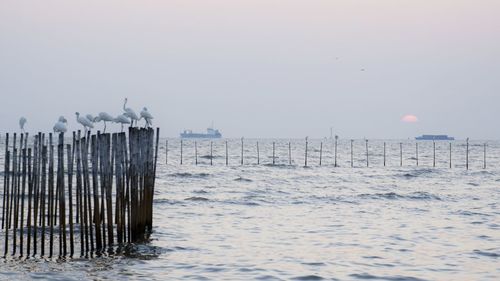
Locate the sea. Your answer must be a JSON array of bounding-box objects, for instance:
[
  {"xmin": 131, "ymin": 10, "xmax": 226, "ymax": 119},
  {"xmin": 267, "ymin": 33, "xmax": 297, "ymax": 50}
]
[{"xmin": 0, "ymin": 138, "xmax": 499, "ymax": 280}]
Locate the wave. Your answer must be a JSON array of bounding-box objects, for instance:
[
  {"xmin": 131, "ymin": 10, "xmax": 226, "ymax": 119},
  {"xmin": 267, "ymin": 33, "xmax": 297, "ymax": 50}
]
[
  {"xmin": 473, "ymin": 249, "xmax": 500, "ymax": 258},
  {"xmin": 349, "ymin": 273, "xmax": 428, "ymax": 281},
  {"xmin": 291, "ymin": 275, "xmax": 324, "ymax": 280},
  {"xmin": 184, "ymin": 196, "xmax": 209, "ymax": 201},
  {"xmin": 400, "ymin": 168, "xmax": 437, "ymax": 178},
  {"xmin": 169, "ymin": 172, "xmax": 210, "ymax": 178},
  {"xmin": 358, "ymin": 191, "xmax": 441, "ymax": 201},
  {"xmin": 234, "ymin": 177, "xmax": 252, "ymax": 182}
]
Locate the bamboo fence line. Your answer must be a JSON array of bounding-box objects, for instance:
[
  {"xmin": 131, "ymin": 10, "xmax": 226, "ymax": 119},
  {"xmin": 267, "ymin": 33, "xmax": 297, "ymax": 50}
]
[{"xmin": 0, "ymin": 127, "xmax": 159, "ymax": 259}]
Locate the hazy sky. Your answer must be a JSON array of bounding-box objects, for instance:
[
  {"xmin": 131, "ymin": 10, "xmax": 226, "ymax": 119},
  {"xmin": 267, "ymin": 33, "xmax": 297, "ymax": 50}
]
[{"xmin": 1, "ymin": 0, "xmax": 499, "ymax": 139}]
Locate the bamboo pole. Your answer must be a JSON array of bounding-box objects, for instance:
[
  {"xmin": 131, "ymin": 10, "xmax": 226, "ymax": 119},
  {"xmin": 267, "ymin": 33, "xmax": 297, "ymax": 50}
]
[
  {"xmin": 273, "ymin": 142, "xmax": 276, "ymax": 165},
  {"xmin": 304, "ymin": 137, "xmax": 308, "ymax": 167},
  {"xmin": 180, "ymin": 139, "xmax": 183, "ymax": 165},
  {"xmin": 433, "ymin": 141, "xmax": 436, "ymax": 168},
  {"xmin": 3, "ymin": 150, "xmax": 10, "ymax": 257},
  {"xmin": 383, "ymin": 142, "xmax": 386, "ymax": 167},
  {"xmin": 483, "ymin": 143, "xmax": 486, "ymax": 169},
  {"xmin": 400, "ymin": 142, "xmax": 403, "ymax": 167},
  {"xmin": 58, "ymin": 133, "xmax": 67, "ymax": 257},
  {"xmin": 319, "ymin": 142, "xmax": 323, "ymax": 166},
  {"xmin": 416, "ymin": 142, "xmax": 419, "ymax": 166},
  {"xmin": 241, "ymin": 138, "xmax": 244, "ymax": 165},
  {"xmin": 195, "ymin": 141, "xmax": 198, "ymax": 165},
  {"xmin": 466, "ymin": 138, "xmax": 469, "ymax": 170},
  {"xmin": 365, "ymin": 139, "xmax": 368, "ymax": 167},
  {"xmin": 19, "ymin": 146, "xmax": 27, "ymax": 257},
  {"xmin": 449, "ymin": 142, "xmax": 452, "ymax": 169},
  {"xmin": 1, "ymin": 133, "xmax": 9, "ymax": 230},
  {"xmin": 225, "ymin": 141, "xmax": 228, "ymax": 166},
  {"xmin": 257, "ymin": 142, "xmax": 260, "ymax": 165},
  {"xmin": 350, "ymin": 139, "xmax": 353, "ymax": 168},
  {"xmin": 288, "ymin": 142, "xmax": 292, "ymax": 165},
  {"xmin": 334, "ymin": 136, "xmax": 338, "ymax": 167}
]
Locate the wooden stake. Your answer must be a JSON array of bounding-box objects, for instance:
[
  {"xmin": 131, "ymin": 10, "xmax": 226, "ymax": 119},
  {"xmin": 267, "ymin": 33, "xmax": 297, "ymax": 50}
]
[
  {"xmin": 466, "ymin": 138, "xmax": 469, "ymax": 170},
  {"xmin": 225, "ymin": 141, "xmax": 228, "ymax": 166},
  {"xmin": 433, "ymin": 141, "xmax": 436, "ymax": 168},
  {"xmin": 350, "ymin": 139, "xmax": 353, "ymax": 168},
  {"xmin": 288, "ymin": 142, "xmax": 292, "ymax": 165},
  {"xmin": 210, "ymin": 141, "xmax": 213, "ymax": 166},
  {"xmin": 256, "ymin": 142, "xmax": 260, "ymax": 165},
  {"xmin": 304, "ymin": 137, "xmax": 308, "ymax": 167},
  {"xmin": 483, "ymin": 143, "xmax": 486, "ymax": 169},
  {"xmin": 334, "ymin": 136, "xmax": 338, "ymax": 167},
  {"xmin": 416, "ymin": 142, "xmax": 419, "ymax": 166},
  {"xmin": 195, "ymin": 141, "xmax": 198, "ymax": 165},
  {"xmin": 241, "ymin": 138, "xmax": 244, "ymax": 165},
  {"xmin": 319, "ymin": 142, "xmax": 323, "ymax": 166},
  {"xmin": 365, "ymin": 139, "xmax": 368, "ymax": 167},
  {"xmin": 400, "ymin": 142, "xmax": 403, "ymax": 167},
  {"xmin": 180, "ymin": 139, "xmax": 183, "ymax": 165},
  {"xmin": 273, "ymin": 142, "xmax": 276, "ymax": 165},
  {"xmin": 383, "ymin": 142, "xmax": 386, "ymax": 167}
]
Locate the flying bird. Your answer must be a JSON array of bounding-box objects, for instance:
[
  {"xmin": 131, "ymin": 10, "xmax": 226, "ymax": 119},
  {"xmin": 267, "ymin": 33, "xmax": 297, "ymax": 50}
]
[
  {"xmin": 76, "ymin": 112, "xmax": 94, "ymax": 132},
  {"xmin": 123, "ymin": 98, "xmax": 139, "ymax": 126},
  {"xmin": 140, "ymin": 107, "xmax": 154, "ymax": 127},
  {"xmin": 19, "ymin": 117, "xmax": 27, "ymax": 133},
  {"xmin": 114, "ymin": 114, "xmax": 131, "ymax": 132},
  {"xmin": 53, "ymin": 116, "xmax": 68, "ymax": 133}
]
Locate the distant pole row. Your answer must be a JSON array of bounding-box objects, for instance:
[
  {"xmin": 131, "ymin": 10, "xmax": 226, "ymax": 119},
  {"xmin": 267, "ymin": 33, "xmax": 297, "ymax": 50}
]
[{"xmin": 164, "ymin": 138, "xmax": 487, "ymax": 169}]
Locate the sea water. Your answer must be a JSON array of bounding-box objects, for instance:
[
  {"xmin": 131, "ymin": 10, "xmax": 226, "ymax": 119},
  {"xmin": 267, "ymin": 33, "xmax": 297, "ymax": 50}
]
[{"xmin": 0, "ymin": 138, "xmax": 498, "ymax": 280}]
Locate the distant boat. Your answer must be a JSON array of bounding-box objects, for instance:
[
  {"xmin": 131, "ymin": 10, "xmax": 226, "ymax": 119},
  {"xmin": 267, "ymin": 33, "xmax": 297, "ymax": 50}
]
[
  {"xmin": 415, "ymin": 135, "xmax": 455, "ymax": 141},
  {"xmin": 180, "ymin": 127, "xmax": 222, "ymax": 139}
]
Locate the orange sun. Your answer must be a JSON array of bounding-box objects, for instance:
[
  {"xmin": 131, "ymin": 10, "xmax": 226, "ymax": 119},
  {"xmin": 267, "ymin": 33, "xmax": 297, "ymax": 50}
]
[{"xmin": 401, "ymin": 114, "xmax": 418, "ymax": 123}]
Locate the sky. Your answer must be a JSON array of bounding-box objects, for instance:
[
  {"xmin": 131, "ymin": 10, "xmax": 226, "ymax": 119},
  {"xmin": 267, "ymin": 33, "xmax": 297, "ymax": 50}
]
[{"xmin": 0, "ymin": 0, "xmax": 499, "ymax": 139}]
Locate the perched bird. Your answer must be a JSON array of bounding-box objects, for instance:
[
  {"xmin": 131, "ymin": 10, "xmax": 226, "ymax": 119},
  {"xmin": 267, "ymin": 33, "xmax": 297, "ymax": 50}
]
[
  {"xmin": 19, "ymin": 117, "xmax": 27, "ymax": 133},
  {"xmin": 123, "ymin": 98, "xmax": 139, "ymax": 126},
  {"xmin": 95, "ymin": 112, "xmax": 114, "ymax": 133},
  {"xmin": 140, "ymin": 107, "xmax": 154, "ymax": 127},
  {"xmin": 114, "ymin": 114, "xmax": 131, "ymax": 132},
  {"xmin": 86, "ymin": 114, "xmax": 98, "ymax": 123},
  {"xmin": 53, "ymin": 116, "xmax": 68, "ymax": 133},
  {"xmin": 76, "ymin": 112, "xmax": 94, "ymax": 132}
]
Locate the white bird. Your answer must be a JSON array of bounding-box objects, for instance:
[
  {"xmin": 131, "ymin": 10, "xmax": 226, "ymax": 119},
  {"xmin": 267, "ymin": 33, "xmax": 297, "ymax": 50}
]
[
  {"xmin": 140, "ymin": 107, "xmax": 154, "ymax": 127},
  {"xmin": 123, "ymin": 98, "xmax": 139, "ymax": 126},
  {"xmin": 53, "ymin": 116, "xmax": 68, "ymax": 133},
  {"xmin": 19, "ymin": 117, "xmax": 27, "ymax": 133},
  {"xmin": 85, "ymin": 114, "xmax": 98, "ymax": 124},
  {"xmin": 95, "ymin": 112, "xmax": 115, "ymax": 133},
  {"xmin": 114, "ymin": 114, "xmax": 131, "ymax": 132},
  {"xmin": 76, "ymin": 112, "xmax": 94, "ymax": 132}
]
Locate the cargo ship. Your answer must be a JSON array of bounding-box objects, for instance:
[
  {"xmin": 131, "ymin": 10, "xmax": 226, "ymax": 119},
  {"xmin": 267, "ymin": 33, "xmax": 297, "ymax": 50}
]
[
  {"xmin": 180, "ymin": 127, "xmax": 222, "ymax": 139},
  {"xmin": 415, "ymin": 135, "xmax": 455, "ymax": 141}
]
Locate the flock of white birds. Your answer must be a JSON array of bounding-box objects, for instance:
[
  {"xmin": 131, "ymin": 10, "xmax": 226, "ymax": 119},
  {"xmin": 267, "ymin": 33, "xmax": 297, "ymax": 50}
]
[{"xmin": 18, "ymin": 98, "xmax": 154, "ymax": 134}]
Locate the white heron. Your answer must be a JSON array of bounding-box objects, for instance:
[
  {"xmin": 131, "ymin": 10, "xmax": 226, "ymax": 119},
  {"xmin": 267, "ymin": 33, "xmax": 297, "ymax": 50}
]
[
  {"xmin": 140, "ymin": 107, "xmax": 153, "ymax": 127},
  {"xmin": 95, "ymin": 112, "xmax": 115, "ymax": 133},
  {"xmin": 123, "ymin": 98, "xmax": 139, "ymax": 126},
  {"xmin": 114, "ymin": 114, "xmax": 131, "ymax": 132},
  {"xmin": 19, "ymin": 117, "xmax": 27, "ymax": 133},
  {"xmin": 85, "ymin": 114, "xmax": 99, "ymax": 124},
  {"xmin": 53, "ymin": 116, "xmax": 68, "ymax": 133},
  {"xmin": 76, "ymin": 112, "xmax": 94, "ymax": 132}
]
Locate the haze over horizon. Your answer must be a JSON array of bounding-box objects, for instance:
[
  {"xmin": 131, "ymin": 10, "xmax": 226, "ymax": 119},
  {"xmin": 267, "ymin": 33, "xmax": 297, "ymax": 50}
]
[{"xmin": 1, "ymin": 0, "xmax": 499, "ymax": 139}]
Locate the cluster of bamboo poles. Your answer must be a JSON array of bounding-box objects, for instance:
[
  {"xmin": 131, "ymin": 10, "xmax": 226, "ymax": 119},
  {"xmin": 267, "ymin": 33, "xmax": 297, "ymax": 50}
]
[
  {"xmin": 0, "ymin": 127, "xmax": 159, "ymax": 259},
  {"xmin": 167, "ymin": 138, "xmax": 487, "ymax": 170}
]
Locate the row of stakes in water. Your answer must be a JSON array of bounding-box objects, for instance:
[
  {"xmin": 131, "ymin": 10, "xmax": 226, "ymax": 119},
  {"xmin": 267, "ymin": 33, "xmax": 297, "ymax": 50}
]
[
  {"xmin": 168, "ymin": 138, "xmax": 486, "ymax": 169},
  {"xmin": 0, "ymin": 127, "xmax": 160, "ymax": 259}
]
